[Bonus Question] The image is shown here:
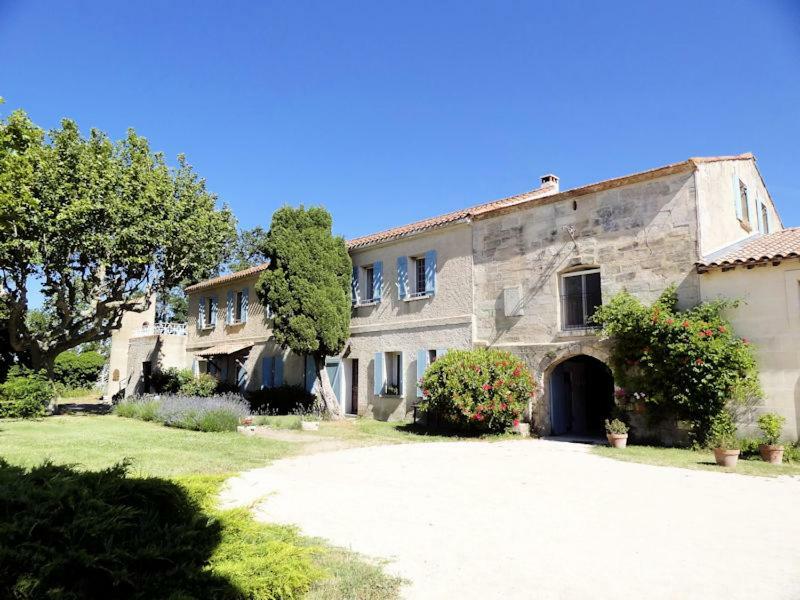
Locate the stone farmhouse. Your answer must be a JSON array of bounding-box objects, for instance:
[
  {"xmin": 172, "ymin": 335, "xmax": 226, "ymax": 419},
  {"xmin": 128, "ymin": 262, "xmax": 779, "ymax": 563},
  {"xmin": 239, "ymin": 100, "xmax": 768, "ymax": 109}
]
[{"xmin": 108, "ymin": 153, "xmax": 800, "ymax": 440}]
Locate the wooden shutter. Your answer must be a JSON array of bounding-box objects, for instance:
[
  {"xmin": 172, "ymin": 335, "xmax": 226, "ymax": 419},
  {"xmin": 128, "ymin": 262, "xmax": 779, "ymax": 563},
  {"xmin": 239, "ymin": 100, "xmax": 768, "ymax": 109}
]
[
  {"xmin": 416, "ymin": 349, "xmax": 428, "ymax": 397},
  {"xmin": 197, "ymin": 296, "xmax": 205, "ymax": 330},
  {"xmin": 351, "ymin": 265, "xmax": 359, "ymax": 305},
  {"xmin": 373, "ymin": 352, "xmax": 384, "ymax": 396},
  {"xmin": 373, "ymin": 261, "xmax": 383, "ymax": 301},
  {"xmin": 241, "ymin": 288, "xmax": 249, "ymax": 322},
  {"xmin": 274, "ymin": 355, "xmax": 283, "ymax": 386},
  {"xmin": 397, "ymin": 256, "xmax": 408, "ymax": 299},
  {"xmin": 425, "ymin": 250, "xmax": 437, "ymax": 294},
  {"xmin": 226, "ymin": 290, "xmax": 234, "ymax": 324}
]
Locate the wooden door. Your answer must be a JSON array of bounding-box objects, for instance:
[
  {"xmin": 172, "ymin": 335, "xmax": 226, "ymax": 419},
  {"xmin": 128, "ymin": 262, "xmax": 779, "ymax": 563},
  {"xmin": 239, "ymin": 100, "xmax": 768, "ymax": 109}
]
[{"xmin": 350, "ymin": 359, "xmax": 359, "ymax": 415}]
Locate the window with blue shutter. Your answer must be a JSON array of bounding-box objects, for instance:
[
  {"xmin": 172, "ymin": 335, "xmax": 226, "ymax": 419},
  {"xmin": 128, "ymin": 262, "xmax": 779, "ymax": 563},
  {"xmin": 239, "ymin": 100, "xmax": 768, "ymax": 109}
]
[
  {"xmin": 209, "ymin": 296, "xmax": 218, "ymax": 327},
  {"xmin": 373, "ymin": 261, "xmax": 383, "ymax": 301},
  {"xmin": 424, "ymin": 250, "xmax": 437, "ymax": 295},
  {"xmin": 416, "ymin": 349, "xmax": 427, "ymax": 397},
  {"xmin": 241, "ymin": 288, "xmax": 249, "ymax": 323},
  {"xmin": 374, "ymin": 352, "xmax": 384, "ymax": 396},
  {"xmin": 352, "ymin": 265, "xmax": 360, "ymax": 305},
  {"xmin": 397, "ymin": 256, "xmax": 408, "ymax": 299},
  {"xmin": 197, "ymin": 296, "xmax": 205, "ymax": 330},
  {"xmin": 226, "ymin": 290, "xmax": 234, "ymax": 324}
]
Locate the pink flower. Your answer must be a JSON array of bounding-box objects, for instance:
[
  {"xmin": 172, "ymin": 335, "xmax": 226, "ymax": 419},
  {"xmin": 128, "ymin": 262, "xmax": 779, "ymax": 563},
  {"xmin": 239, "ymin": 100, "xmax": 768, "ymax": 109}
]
[
  {"xmin": 695, "ymin": 358, "xmax": 704, "ymax": 365},
  {"xmin": 482, "ymin": 384, "xmax": 492, "ymax": 391},
  {"xmin": 513, "ymin": 419, "xmax": 520, "ymax": 427}
]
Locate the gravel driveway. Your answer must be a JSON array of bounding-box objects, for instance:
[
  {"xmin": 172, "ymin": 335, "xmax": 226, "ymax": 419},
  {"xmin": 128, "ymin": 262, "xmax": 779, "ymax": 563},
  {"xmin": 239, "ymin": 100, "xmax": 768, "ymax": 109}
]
[{"xmin": 220, "ymin": 439, "xmax": 800, "ymax": 599}]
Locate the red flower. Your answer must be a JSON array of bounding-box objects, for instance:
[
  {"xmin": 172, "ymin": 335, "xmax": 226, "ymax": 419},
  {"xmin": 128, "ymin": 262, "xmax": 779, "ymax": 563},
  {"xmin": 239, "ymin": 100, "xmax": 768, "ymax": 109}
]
[
  {"xmin": 698, "ymin": 331, "xmax": 706, "ymax": 338},
  {"xmin": 682, "ymin": 320, "xmax": 690, "ymax": 328},
  {"xmin": 482, "ymin": 383, "xmax": 492, "ymax": 391},
  {"xmin": 475, "ymin": 413, "xmax": 485, "ymax": 421},
  {"xmin": 666, "ymin": 318, "xmax": 674, "ymax": 325},
  {"xmin": 718, "ymin": 325, "xmax": 726, "ymax": 333},
  {"xmin": 512, "ymin": 366, "xmax": 521, "ymax": 378},
  {"xmin": 704, "ymin": 329, "xmax": 713, "ymax": 336},
  {"xmin": 422, "ymin": 389, "xmax": 430, "ymax": 397},
  {"xmin": 513, "ymin": 419, "xmax": 520, "ymax": 427},
  {"xmin": 500, "ymin": 402, "xmax": 507, "ymax": 411},
  {"xmin": 695, "ymin": 358, "xmax": 704, "ymax": 365}
]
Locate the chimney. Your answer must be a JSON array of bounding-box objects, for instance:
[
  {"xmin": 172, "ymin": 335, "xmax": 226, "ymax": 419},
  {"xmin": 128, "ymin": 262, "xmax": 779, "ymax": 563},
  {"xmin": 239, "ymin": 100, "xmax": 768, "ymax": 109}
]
[{"xmin": 540, "ymin": 173, "xmax": 559, "ymax": 193}]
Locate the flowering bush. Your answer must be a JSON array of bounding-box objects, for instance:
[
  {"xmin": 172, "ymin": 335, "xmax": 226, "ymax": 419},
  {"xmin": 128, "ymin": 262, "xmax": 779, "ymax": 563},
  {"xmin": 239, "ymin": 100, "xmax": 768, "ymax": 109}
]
[
  {"xmin": 115, "ymin": 394, "xmax": 249, "ymax": 432},
  {"xmin": 418, "ymin": 348, "xmax": 535, "ymax": 433},
  {"xmin": 592, "ymin": 285, "xmax": 761, "ymax": 444}
]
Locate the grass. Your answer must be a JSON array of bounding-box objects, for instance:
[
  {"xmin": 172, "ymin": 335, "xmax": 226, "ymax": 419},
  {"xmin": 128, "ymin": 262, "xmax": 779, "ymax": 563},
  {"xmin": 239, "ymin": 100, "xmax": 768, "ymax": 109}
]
[
  {"xmin": 0, "ymin": 415, "xmax": 414, "ymax": 599},
  {"xmin": 56, "ymin": 387, "xmax": 103, "ymax": 401},
  {"xmin": 593, "ymin": 444, "xmax": 800, "ymax": 477},
  {"xmin": 0, "ymin": 415, "xmax": 293, "ymax": 477}
]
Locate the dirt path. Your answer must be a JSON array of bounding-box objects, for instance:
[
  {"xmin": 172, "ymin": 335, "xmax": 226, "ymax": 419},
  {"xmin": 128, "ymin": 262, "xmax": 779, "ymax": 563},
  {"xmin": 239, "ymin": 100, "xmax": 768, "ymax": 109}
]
[{"xmin": 221, "ymin": 439, "xmax": 800, "ymax": 599}]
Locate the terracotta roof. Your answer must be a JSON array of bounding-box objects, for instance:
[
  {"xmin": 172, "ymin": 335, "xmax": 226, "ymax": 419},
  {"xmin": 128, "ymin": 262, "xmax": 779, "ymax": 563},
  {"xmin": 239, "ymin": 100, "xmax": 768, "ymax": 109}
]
[
  {"xmin": 696, "ymin": 228, "xmax": 800, "ymax": 272},
  {"xmin": 185, "ymin": 263, "xmax": 268, "ymax": 293}
]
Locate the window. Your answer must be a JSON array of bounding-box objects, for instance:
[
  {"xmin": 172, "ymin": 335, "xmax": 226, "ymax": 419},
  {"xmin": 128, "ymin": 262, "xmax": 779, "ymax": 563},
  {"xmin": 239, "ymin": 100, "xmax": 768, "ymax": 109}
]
[
  {"xmin": 205, "ymin": 298, "xmax": 214, "ymax": 327},
  {"xmin": 234, "ymin": 291, "xmax": 244, "ymax": 322},
  {"xmin": 428, "ymin": 349, "xmax": 437, "ymax": 364},
  {"xmin": 385, "ymin": 352, "xmax": 401, "ymax": 395},
  {"xmin": 561, "ymin": 269, "xmax": 602, "ymax": 330},
  {"xmin": 739, "ymin": 180, "xmax": 750, "ymax": 225},
  {"xmin": 364, "ymin": 266, "xmax": 375, "ymax": 302},
  {"xmin": 413, "ymin": 256, "xmax": 427, "ymax": 296},
  {"xmin": 761, "ymin": 203, "xmax": 769, "ymax": 234}
]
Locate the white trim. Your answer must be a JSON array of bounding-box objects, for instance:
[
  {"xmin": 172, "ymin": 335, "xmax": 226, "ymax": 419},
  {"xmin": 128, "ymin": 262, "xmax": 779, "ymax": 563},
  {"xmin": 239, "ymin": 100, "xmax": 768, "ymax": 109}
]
[{"xmin": 351, "ymin": 314, "xmax": 472, "ymax": 335}]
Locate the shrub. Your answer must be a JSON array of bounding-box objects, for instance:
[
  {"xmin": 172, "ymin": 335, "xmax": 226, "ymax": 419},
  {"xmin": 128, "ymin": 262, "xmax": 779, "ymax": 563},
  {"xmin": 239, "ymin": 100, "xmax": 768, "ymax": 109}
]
[
  {"xmin": 247, "ymin": 384, "xmax": 316, "ymax": 415},
  {"xmin": 179, "ymin": 373, "xmax": 218, "ymax": 397},
  {"xmin": 115, "ymin": 394, "xmax": 249, "ymax": 432},
  {"xmin": 53, "ymin": 350, "xmax": 106, "ymax": 389},
  {"xmin": 605, "ymin": 418, "xmax": 628, "ymax": 435},
  {"xmin": 706, "ymin": 411, "xmax": 739, "ymax": 450},
  {"xmin": 418, "ymin": 348, "xmax": 535, "ymax": 433},
  {"xmin": 150, "ymin": 367, "xmax": 194, "ymax": 394},
  {"xmin": 592, "ymin": 286, "xmax": 761, "ymax": 444},
  {"xmin": 0, "ymin": 460, "xmax": 245, "ymax": 598},
  {"xmin": 757, "ymin": 413, "xmax": 785, "ymax": 446},
  {"xmin": 0, "ymin": 370, "xmax": 54, "ymax": 418}
]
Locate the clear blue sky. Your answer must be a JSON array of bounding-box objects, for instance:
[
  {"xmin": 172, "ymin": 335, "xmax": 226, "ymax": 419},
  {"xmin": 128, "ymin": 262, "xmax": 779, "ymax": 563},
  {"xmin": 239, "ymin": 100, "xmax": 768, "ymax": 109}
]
[{"xmin": 2, "ymin": 0, "xmax": 799, "ymax": 239}]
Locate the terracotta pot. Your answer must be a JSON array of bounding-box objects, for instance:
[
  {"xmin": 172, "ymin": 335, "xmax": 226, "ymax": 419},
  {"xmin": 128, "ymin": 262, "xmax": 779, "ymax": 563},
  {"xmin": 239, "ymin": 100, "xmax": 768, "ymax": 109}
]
[
  {"xmin": 713, "ymin": 448, "xmax": 740, "ymax": 468},
  {"xmin": 242, "ymin": 416, "xmax": 254, "ymax": 426},
  {"xmin": 606, "ymin": 433, "xmax": 628, "ymax": 448},
  {"xmin": 759, "ymin": 444, "xmax": 784, "ymax": 464}
]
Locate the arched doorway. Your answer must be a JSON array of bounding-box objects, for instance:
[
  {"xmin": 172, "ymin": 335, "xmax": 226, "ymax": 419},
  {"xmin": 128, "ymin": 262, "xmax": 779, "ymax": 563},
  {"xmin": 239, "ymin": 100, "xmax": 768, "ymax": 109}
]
[{"xmin": 549, "ymin": 355, "xmax": 614, "ymax": 437}]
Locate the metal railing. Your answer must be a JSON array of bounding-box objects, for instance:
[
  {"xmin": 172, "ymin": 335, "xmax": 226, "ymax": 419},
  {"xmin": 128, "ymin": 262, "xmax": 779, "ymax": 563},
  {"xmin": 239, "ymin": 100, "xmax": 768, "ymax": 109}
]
[{"xmin": 132, "ymin": 322, "xmax": 188, "ymax": 337}]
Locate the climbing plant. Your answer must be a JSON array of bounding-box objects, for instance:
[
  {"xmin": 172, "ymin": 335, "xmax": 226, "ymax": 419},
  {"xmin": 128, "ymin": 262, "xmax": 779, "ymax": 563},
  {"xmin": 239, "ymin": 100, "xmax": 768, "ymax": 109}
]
[{"xmin": 591, "ymin": 286, "xmax": 761, "ymax": 443}]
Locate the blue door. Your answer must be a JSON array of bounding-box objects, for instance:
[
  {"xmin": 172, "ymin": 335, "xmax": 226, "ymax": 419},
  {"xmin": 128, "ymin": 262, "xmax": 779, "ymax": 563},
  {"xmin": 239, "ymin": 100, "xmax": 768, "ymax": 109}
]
[
  {"xmin": 549, "ymin": 364, "xmax": 572, "ymax": 435},
  {"xmin": 325, "ymin": 360, "xmax": 341, "ymax": 405}
]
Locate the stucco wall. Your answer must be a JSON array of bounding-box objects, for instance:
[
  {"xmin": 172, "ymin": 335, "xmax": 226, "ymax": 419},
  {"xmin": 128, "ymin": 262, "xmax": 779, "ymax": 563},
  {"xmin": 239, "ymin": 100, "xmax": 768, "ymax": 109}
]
[
  {"xmin": 700, "ymin": 262, "xmax": 800, "ymax": 440},
  {"xmin": 124, "ymin": 333, "xmax": 190, "ymax": 397},
  {"xmin": 472, "ymin": 171, "xmax": 701, "ymax": 347},
  {"xmin": 696, "ymin": 158, "xmax": 782, "ymax": 257},
  {"xmin": 350, "ymin": 224, "xmax": 473, "ymax": 331},
  {"xmin": 105, "ymin": 300, "xmax": 155, "ymax": 399},
  {"xmin": 187, "ymin": 273, "xmax": 271, "ymax": 351}
]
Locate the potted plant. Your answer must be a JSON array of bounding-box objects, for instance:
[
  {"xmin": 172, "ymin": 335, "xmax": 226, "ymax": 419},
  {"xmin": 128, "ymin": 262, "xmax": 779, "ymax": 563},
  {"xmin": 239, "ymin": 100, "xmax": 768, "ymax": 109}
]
[
  {"xmin": 757, "ymin": 413, "xmax": 785, "ymax": 464},
  {"xmin": 708, "ymin": 411, "xmax": 740, "ymax": 468},
  {"xmin": 604, "ymin": 418, "xmax": 629, "ymax": 448},
  {"xmin": 242, "ymin": 415, "xmax": 254, "ymax": 426}
]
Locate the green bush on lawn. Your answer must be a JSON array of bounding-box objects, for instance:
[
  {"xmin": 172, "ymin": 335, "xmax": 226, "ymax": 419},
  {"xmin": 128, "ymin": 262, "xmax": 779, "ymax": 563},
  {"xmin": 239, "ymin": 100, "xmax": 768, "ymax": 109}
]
[
  {"xmin": 0, "ymin": 369, "xmax": 55, "ymax": 419},
  {"xmin": 0, "ymin": 460, "xmax": 319, "ymax": 599},
  {"xmin": 53, "ymin": 350, "xmax": 107, "ymax": 389}
]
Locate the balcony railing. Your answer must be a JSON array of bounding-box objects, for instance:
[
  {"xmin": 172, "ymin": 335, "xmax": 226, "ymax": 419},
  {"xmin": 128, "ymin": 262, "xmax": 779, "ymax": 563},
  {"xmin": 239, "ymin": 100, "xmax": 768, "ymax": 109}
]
[{"xmin": 132, "ymin": 322, "xmax": 187, "ymax": 338}]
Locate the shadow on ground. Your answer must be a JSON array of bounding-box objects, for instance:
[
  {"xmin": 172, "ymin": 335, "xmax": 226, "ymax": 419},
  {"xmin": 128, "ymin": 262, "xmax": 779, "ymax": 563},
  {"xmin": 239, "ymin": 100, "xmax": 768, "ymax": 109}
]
[{"xmin": 0, "ymin": 459, "xmax": 240, "ymax": 599}]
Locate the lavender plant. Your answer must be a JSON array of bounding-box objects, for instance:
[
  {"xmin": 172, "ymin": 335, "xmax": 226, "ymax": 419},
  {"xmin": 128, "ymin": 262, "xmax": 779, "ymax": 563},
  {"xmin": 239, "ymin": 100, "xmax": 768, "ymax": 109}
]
[{"xmin": 115, "ymin": 394, "xmax": 250, "ymax": 432}]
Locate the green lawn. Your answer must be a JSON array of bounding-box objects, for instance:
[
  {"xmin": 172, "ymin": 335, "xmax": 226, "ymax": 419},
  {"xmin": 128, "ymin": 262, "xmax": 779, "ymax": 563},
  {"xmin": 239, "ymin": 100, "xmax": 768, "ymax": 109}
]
[
  {"xmin": 0, "ymin": 415, "xmax": 294, "ymax": 477},
  {"xmin": 593, "ymin": 444, "xmax": 800, "ymax": 477}
]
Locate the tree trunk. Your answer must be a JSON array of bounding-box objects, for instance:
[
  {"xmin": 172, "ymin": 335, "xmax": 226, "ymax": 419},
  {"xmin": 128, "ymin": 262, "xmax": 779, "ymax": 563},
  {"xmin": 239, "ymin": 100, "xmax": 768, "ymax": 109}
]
[{"xmin": 315, "ymin": 356, "xmax": 343, "ymax": 420}]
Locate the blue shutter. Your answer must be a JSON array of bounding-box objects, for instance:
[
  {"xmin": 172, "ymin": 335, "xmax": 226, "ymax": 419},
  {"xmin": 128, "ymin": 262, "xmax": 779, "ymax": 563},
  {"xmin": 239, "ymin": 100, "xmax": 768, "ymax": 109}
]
[
  {"xmin": 237, "ymin": 364, "xmax": 247, "ymax": 390},
  {"xmin": 241, "ymin": 288, "xmax": 249, "ymax": 323},
  {"xmin": 220, "ymin": 359, "xmax": 228, "ymax": 383},
  {"xmin": 197, "ymin": 297, "xmax": 205, "ymax": 330},
  {"xmin": 397, "ymin": 256, "xmax": 408, "ymax": 299},
  {"xmin": 261, "ymin": 356, "xmax": 274, "ymax": 389},
  {"xmin": 373, "ymin": 261, "xmax": 383, "ymax": 301},
  {"xmin": 745, "ymin": 185, "xmax": 754, "ymax": 225},
  {"xmin": 226, "ymin": 290, "xmax": 234, "ymax": 324},
  {"xmin": 425, "ymin": 250, "xmax": 437, "ymax": 294},
  {"xmin": 373, "ymin": 352, "xmax": 384, "ymax": 396},
  {"xmin": 351, "ymin": 265, "xmax": 359, "ymax": 305},
  {"xmin": 210, "ymin": 296, "xmax": 218, "ymax": 326},
  {"xmin": 274, "ymin": 356, "xmax": 284, "ymax": 386},
  {"xmin": 416, "ymin": 349, "xmax": 428, "ymax": 398},
  {"xmin": 733, "ymin": 173, "xmax": 742, "ymax": 220}
]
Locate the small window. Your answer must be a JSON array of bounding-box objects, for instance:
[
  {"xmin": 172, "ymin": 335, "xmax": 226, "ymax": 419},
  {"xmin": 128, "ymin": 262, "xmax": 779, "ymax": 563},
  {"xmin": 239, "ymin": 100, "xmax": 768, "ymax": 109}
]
[
  {"xmin": 428, "ymin": 349, "xmax": 437, "ymax": 364},
  {"xmin": 206, "ymin": 298, "xmax": 214, "ymax": 327},
  {"xmin": 234, "ymin": 290, "xmax": 244, "ymax": 322},
  {"xmin": 739, "ymin": 181, "xmax": 750, "ymax": 225},
  {"xmin": 413, "ymin": 256, "xmax": 427, "ymax": 296},
  {"xmin": 761, "ymin": 203, "xmax": 769, "ymax": 234},
  {"xmin": 364, "ymin": 266, "xmax": 375, "ymax": 302},
  {"xmin": 384, "ymin": 351, "xmax": 402, "ymax": 395},
  {"xmin": 561, "ymin": 269, "xmax": 602, "ymax": 330}
]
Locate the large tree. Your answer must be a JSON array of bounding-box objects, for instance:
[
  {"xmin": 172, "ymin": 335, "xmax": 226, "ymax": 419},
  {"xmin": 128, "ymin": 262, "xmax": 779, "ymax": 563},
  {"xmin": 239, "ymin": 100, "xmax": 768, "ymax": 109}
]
[
  {"xmin": 0, "ymin": 110, "xmax": 236, "ymax": 373},
  {"xmin": 228, "ymin": 226, "xmax": 269, "ymax": 272},
  {"xmin": 255, "ymin": 206, "xmax": 351, "ymax": 418}
]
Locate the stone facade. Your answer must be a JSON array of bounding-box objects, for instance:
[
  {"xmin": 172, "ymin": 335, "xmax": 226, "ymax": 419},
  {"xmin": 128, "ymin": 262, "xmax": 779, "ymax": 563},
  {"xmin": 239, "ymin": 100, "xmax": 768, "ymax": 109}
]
[{"xmin": 110, "ymin": 153, "xmax": 797, "ymax": 441}]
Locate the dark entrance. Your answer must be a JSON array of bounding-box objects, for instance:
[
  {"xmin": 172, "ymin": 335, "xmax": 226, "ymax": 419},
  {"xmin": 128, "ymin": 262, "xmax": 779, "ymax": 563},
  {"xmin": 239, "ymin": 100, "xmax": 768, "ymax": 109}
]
[
  {"xmin": 141, "ymin": 361, "xmax": 152, "ymax": 394},
  {"xmin": 549, "ymin": 355, "xmax": 614, "ymax": 437}
]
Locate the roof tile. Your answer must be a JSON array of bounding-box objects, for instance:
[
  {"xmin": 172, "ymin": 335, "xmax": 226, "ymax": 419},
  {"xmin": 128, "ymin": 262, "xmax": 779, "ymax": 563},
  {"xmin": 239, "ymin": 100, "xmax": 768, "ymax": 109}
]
[{"xmin": 697, "ymin": 228, "xmax": 800, "ymax": 271}]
